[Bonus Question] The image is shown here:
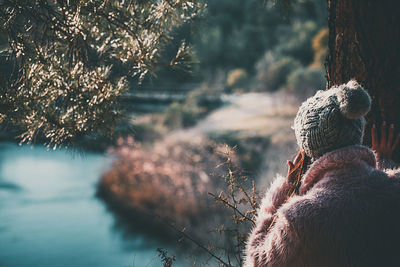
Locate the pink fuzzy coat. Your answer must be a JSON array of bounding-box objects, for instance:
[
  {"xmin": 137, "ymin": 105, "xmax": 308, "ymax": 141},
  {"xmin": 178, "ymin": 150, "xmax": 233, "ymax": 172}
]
[{"xmin": 245, "ymin": 145, "xmax": 400, "ymax": 267}]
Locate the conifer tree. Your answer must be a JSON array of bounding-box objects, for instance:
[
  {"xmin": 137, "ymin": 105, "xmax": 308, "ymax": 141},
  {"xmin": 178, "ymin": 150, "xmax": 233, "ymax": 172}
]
[{"xmin": 0, "ymin": 0, "xmax": 204, "ymax": 147}]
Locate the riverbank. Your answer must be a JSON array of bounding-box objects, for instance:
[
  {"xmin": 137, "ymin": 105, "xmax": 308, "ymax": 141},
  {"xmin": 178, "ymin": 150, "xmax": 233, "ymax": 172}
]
[{"xmin": 97, "ymin": 91, "xmax": 300, "ymax": 253}]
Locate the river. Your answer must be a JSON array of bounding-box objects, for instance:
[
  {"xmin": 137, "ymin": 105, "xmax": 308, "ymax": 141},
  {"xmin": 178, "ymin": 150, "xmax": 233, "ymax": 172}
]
[{"xmin": 0, "ymin": 143, "xmax": 183, "ymax": 267}]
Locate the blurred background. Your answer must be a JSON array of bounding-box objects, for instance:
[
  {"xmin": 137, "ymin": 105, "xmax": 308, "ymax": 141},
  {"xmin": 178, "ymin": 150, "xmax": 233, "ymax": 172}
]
[{"xmin": 0, "ymin": 0, "xmax": 328, "ymax": 266}]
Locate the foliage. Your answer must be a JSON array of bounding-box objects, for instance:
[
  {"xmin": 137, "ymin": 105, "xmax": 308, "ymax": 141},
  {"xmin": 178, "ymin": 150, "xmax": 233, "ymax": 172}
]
[
  {"xmin": 274, "ymin": 20, "xmax": 319, "ymax": 65},
  {"xmin": 157, "ymin": 248, "xmax": 176, "ymax": 267},
  {"xmin": 283, "ymin": 67, "xmax": 326, "ymax": 95},
  {"xmin": 97, "ymin": 136, "xmax": 228, "ymax": 226},
  {"xmin": 98, "ymin": 137, "xmax": 267, "ymax": 266},
  {"xmin": 253, "ymin": 19, "xmax": 327, "ymax": 94},
  {"xmin": 0, "ymin": 0, "xmax": 205, "ymax": 147},
  {"xmin": 255, "ymin": 52, "xmax": 301, "ymax": 91},
  {"xmin": 192, "ymin": 0, "xmax": 326, "ymax": 73},
  {"xmin": 207, "ymin": 145, "xmax": 260, "ymax": 266},
  {"xmin": 193, "ymin": 0, "xmax": 282, "ymax": 71},
  {"xmin": 209, "ymin": 131, "xmax": 270, "ymax": 176},
  {"xmin": 0, "ymin": 0, "xmax": 329, "ymax": 146},
  {"xmin": 130, "ymin": 122, "xmax": 164, "ymax": 144},
  {"xmin": 226, "ymin": 68, "xmax": 248, "ymax": 90},
  {"xmin": 162, "ymin": 88, "xmax": 222, "ymax": 129},
  {"xmin": 163, "ymin": 102, "xmax": 196, "ymax": 129},
  {"xmin": 153, "ymin": 145, "xmax": 261, "ymax": 267},
  {"xmin": 310, "ymin": 27, "xmax": 328, "ymax": 69}
]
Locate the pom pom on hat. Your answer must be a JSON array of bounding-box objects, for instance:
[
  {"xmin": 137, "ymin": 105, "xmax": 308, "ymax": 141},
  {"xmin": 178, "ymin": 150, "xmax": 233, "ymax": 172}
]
[{"xmin": 336, "ymin": 80, "xmax": 371, "ymax": 120}]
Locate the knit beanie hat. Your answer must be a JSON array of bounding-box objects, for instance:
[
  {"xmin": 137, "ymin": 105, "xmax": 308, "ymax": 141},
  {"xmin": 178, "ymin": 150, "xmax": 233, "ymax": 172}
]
[{"xmin": 294, "ymin": 80, "xmax": 371, "ymax": 160}]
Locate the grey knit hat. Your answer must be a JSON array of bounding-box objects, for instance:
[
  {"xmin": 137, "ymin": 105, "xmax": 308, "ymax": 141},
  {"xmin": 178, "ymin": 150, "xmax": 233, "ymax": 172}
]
[{"xmin": 294, "ymin": 80, "xmax": 371, "ymax": 160}]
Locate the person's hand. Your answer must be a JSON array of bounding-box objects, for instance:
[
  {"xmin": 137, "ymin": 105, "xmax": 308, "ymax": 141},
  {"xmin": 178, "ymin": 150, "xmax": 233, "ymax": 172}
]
[
  {"xmin": 371, "ymin": 122, "xmax": 400, "ymax": 159},
  {"xmin": 287, "ymin": 152, "xmax": 303, "ymax": 185}
]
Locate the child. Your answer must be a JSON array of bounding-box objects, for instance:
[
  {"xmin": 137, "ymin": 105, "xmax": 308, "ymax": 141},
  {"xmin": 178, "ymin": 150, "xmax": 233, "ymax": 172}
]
[{"xmin": 245, "ymin": 80, "xmax": 400, "ymax": 267}]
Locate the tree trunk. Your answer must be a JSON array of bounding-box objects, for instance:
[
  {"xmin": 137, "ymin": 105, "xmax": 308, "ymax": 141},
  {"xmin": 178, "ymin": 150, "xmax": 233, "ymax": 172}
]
[{"xmin": 326, "ymin": 0, "xmax": 400, "ymax": 160}]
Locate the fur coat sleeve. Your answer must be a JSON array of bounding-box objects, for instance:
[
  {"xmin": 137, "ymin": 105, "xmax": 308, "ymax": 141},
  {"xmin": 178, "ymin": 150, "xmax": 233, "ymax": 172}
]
[{"xmin": 244, "ymin": 174, "xmax": 301, "ymax": 267}]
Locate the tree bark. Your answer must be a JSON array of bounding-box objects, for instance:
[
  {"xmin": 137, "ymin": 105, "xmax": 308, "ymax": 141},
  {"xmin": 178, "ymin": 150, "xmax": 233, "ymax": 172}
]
[{"xmin": 326, "ymin": 0, "xmax": 400, "ymax": 160}]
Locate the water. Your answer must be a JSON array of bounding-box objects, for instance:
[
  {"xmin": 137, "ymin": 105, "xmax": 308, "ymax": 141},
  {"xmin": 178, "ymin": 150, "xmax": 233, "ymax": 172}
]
[{"xmin": 0, "ymin": 143, "xmax": 175, "ymax": 267}]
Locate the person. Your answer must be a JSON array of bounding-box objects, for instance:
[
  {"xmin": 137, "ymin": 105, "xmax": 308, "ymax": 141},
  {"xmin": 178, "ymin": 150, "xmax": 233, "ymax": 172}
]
[{"xmin": 244, "ymin": 80, "xmax": 400, "ymax": 267}]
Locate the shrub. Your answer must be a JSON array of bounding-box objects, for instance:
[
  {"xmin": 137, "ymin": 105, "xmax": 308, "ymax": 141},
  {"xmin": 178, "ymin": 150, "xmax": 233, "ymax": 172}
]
[
  {"xmin": 226, "ymin": 68, "xmax": 249, "ymax": 90},
  {"xmin": 283, "ymin": 67, "xmax": 326, "ymax": 97},
  {"xmin": 97, "ymin": 137, "xmax": 230, "ymax": 227},
  {"xmin": 255, "ymin": 52, "xmax": 302, "ymax": 91},
  {"xmin": 162, "ymin": 89, "xmax": 223, "ymax": 130},
  {"xmin": 98, "ymin": 138, "xmax": 261, "ymax": 266},
  {"xmin": 185, "ymin": 89, "xmax": 223, "ymax": 112},
  {"xmin": 275, "ymin": 20, "xmax": 319, "ymax": 65},
  {"xmin": 208, "ymin": 131, "xmax": 270, "ymax": 176},
  {"xmin": 130, "ymin": 123, "xmax": 164, "ymax": 144},
  {"xmin": 310, "ymin": 28, "xmax": 329, "ymax": 70},
  {"xmin": 163, "ymin": 102, "xmax": 197, "ymax": 130}
]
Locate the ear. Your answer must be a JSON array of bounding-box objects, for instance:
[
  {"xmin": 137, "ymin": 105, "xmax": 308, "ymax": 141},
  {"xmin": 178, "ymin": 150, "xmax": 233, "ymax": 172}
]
[{"xmin": 336, "ymin": 80, "xmax": 371, "ymax": 119}]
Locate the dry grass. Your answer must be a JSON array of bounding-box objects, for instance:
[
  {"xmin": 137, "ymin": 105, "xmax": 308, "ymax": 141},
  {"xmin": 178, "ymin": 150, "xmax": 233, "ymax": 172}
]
[{"xmin": 98, "ymin": 136, "xmax": 231, "ymax": 227}]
